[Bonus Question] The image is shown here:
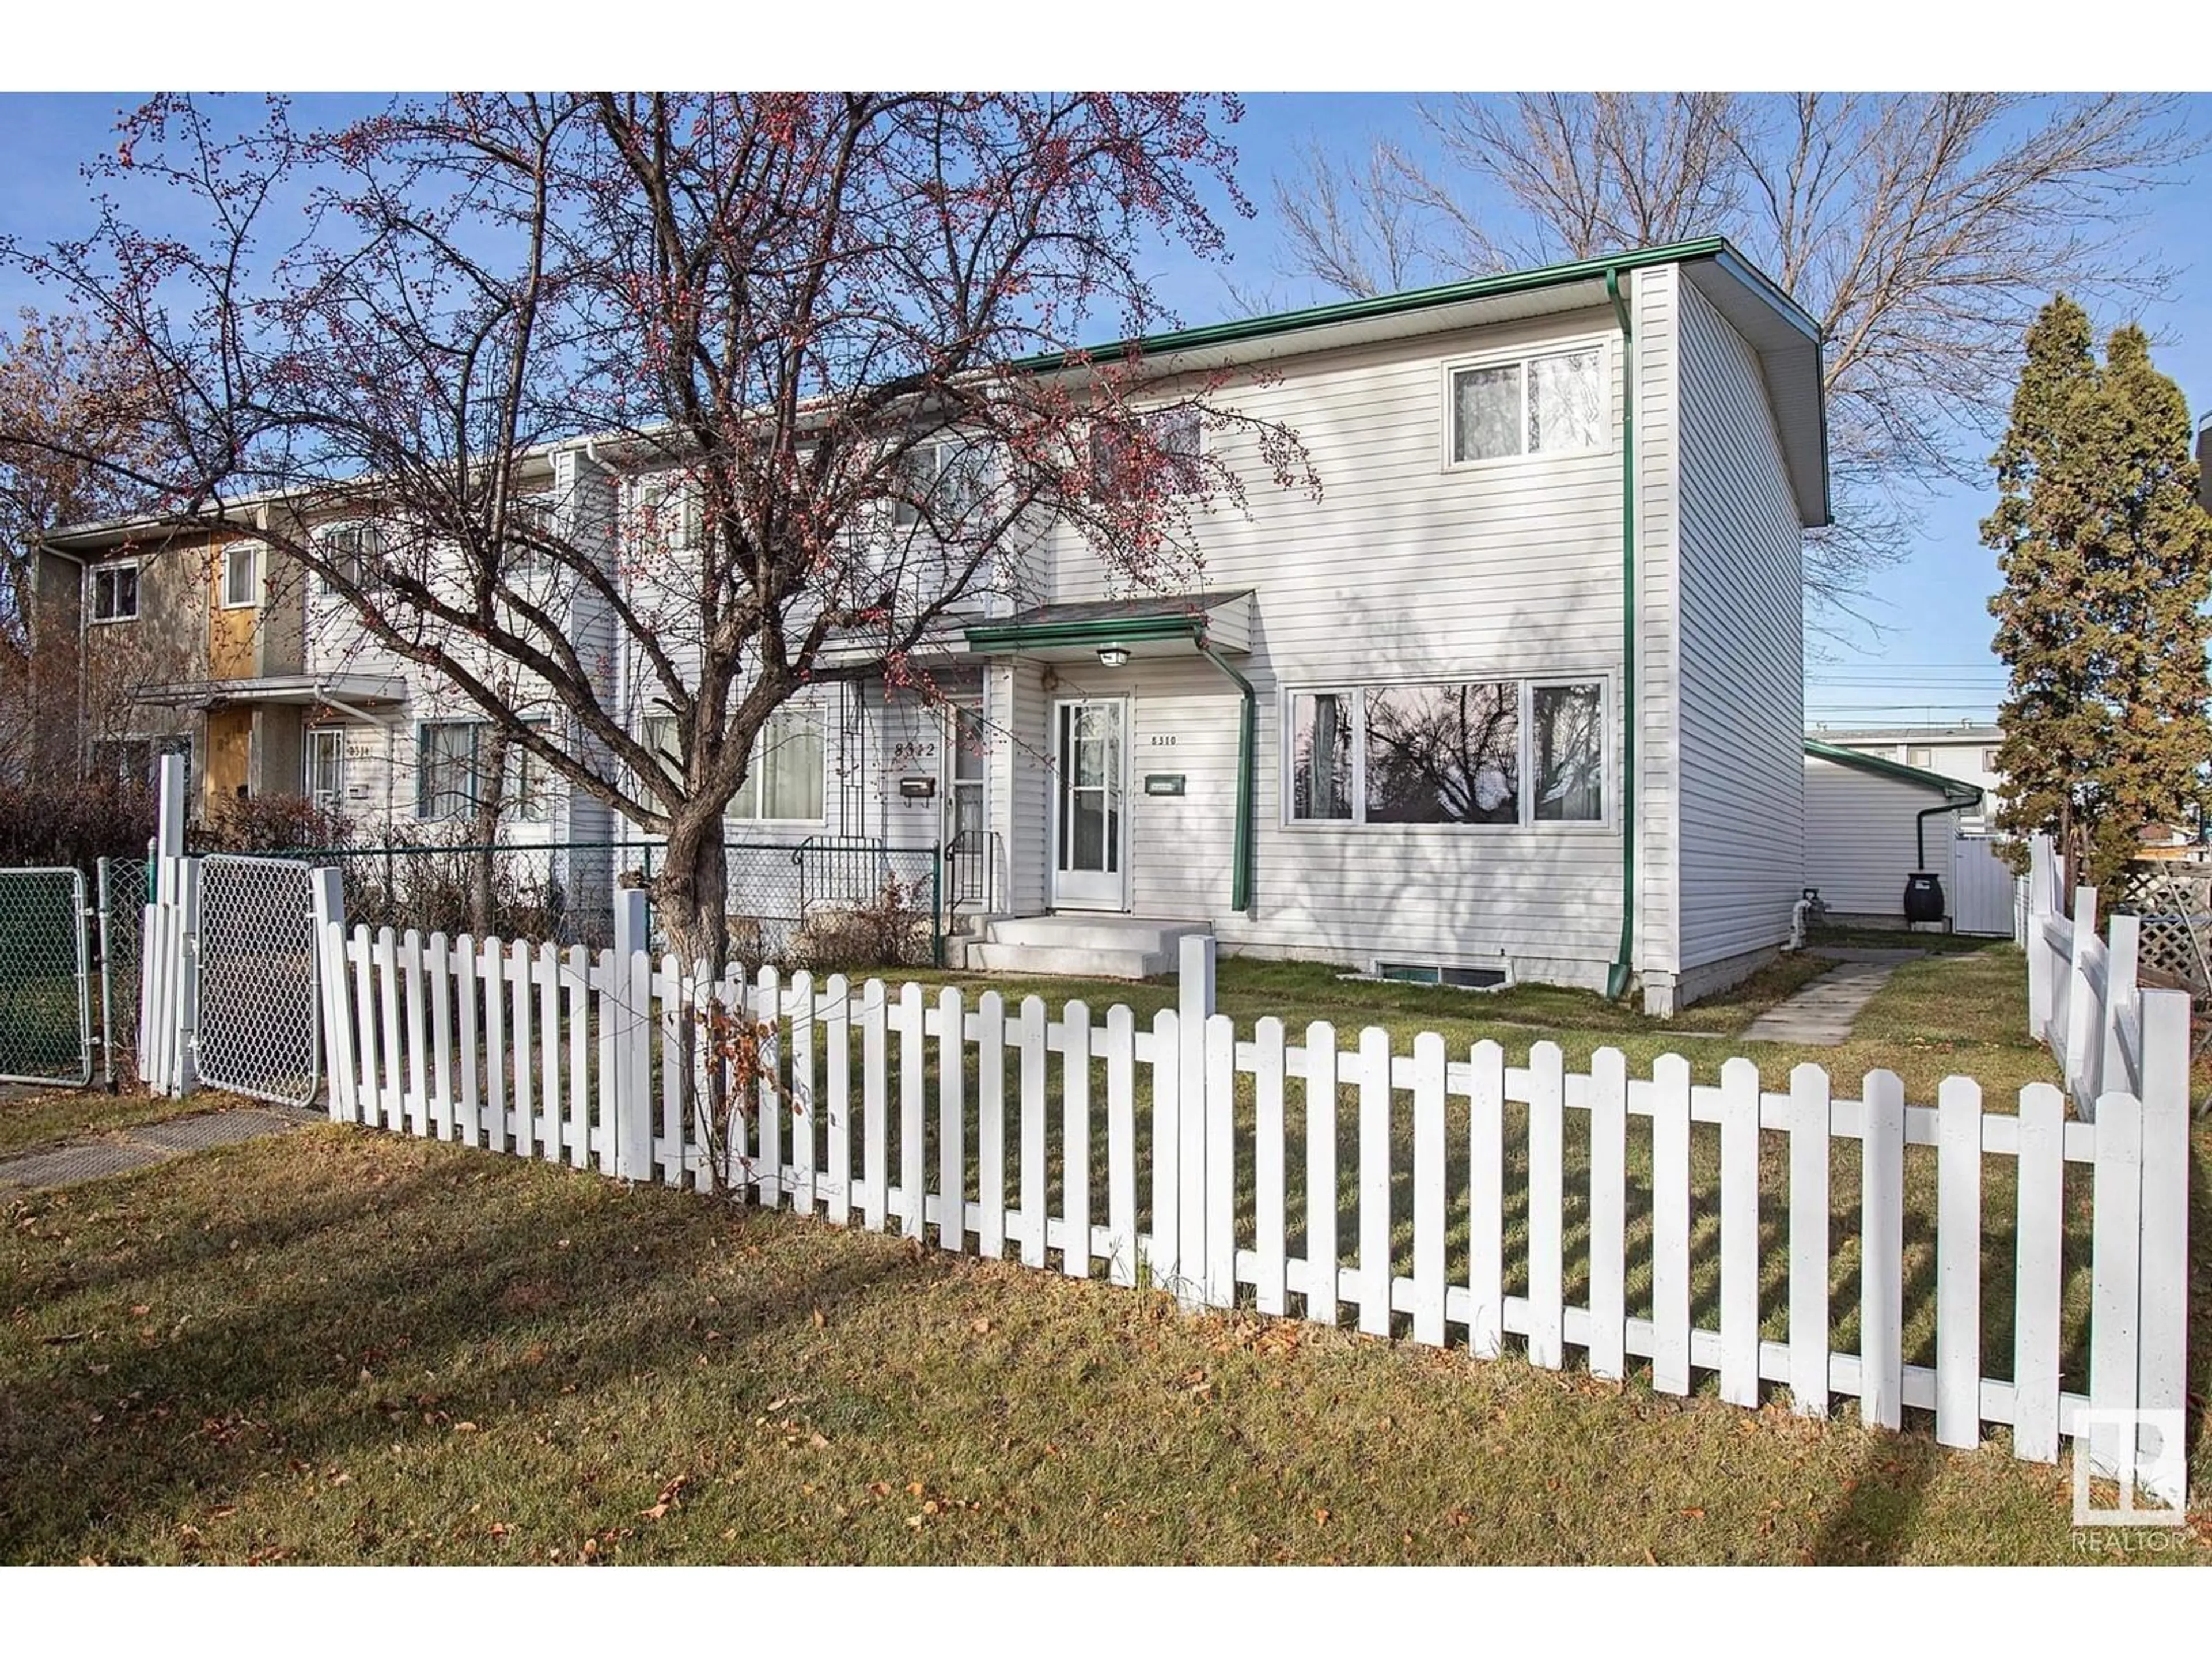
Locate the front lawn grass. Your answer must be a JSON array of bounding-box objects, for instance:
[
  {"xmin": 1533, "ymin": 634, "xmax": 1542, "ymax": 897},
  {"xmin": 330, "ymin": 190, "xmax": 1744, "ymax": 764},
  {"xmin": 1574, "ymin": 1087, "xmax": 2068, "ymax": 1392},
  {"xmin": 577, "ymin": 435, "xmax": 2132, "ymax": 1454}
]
[{"xmin": 4, "ymin": 1127, "xmax": 2199, "ymax": 1566}]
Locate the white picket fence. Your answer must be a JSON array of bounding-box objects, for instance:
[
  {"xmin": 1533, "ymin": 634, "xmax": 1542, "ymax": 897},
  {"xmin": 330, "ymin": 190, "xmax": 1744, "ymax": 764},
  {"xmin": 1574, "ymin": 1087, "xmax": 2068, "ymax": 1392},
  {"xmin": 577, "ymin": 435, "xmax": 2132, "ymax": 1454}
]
[
  {"xmin": 285, "ymin": 873, "xmax": 2192, "ymax": 1497},
  {"xmin": 2022, "ymin": 835, "xmax": 2147, "ymax": 1121}
]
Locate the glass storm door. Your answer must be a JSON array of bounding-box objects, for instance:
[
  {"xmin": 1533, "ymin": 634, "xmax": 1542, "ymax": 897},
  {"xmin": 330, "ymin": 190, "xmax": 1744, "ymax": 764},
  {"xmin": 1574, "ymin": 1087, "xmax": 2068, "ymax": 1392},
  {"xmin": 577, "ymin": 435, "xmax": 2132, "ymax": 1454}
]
[
  {"xmin": 1051, "ymin": 698, "xmax": 1126, "ymax": 910},
  {"xmin": 305, "ymin": 728, "xmax": 347, "ymax": 817}
]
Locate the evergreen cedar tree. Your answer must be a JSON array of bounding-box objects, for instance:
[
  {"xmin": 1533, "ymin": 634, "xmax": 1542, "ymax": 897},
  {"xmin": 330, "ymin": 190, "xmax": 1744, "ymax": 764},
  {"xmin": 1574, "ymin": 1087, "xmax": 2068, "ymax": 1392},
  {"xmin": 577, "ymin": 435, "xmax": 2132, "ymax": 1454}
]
[{"xmin": 1983, "ymin": 294, "xmax": 2212, "ymax": 894}]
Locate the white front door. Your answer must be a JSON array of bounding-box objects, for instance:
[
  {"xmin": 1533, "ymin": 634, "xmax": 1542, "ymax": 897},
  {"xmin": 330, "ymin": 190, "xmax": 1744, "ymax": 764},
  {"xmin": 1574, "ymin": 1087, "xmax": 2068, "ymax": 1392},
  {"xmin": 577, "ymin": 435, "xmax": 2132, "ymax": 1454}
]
[{"xmin": 1051, "ymin": 698, "xmax": 1127, "ymax": 911}]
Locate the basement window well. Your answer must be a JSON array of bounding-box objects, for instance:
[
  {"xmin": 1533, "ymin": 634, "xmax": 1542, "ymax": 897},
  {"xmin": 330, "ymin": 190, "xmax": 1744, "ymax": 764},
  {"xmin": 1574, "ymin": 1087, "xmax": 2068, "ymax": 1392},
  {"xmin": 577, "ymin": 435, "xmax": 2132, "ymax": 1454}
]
[{"xmin": 1351, "ymin": 961, "xmax": 1510, "ymax": 991}]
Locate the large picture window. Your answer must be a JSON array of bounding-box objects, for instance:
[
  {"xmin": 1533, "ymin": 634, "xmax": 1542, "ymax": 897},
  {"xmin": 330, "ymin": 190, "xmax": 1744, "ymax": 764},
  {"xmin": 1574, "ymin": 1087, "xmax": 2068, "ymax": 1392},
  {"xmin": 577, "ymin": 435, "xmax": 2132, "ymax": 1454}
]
[
  {"xmin": 1366, "ymin": 681, "xmax": 1520, "ymax": 824},
  {"xmin": 1448, "ymin": 345, "xmax": 1605, "ymax": 464},
  {"xmin": 1285, "ymin": 678, "xmax": 1607, "ymax": 827}
]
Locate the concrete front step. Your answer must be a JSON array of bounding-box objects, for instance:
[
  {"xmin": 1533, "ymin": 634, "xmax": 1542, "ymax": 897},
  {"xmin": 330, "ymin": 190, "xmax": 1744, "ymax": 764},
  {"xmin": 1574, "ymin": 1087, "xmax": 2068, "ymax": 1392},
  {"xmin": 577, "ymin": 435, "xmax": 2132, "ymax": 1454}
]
[
  {"xmin": 983, "ymin": 915, "xmax": 1209, "ymax": 953},
  {"xmin": 973, "ymin": 914, "xmax": 1211, "ymax": 980},
  {"xmin": 972, "ymin": 942, "xmax": 1175, "ymax": 980}
]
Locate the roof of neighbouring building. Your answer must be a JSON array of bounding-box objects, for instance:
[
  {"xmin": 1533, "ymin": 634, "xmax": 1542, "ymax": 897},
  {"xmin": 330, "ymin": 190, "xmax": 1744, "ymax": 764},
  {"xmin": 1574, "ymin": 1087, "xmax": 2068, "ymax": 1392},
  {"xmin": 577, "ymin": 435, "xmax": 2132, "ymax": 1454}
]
[{"xmin": 1803, "ymin": 738, "xmax": 1983, "ymax": 804}]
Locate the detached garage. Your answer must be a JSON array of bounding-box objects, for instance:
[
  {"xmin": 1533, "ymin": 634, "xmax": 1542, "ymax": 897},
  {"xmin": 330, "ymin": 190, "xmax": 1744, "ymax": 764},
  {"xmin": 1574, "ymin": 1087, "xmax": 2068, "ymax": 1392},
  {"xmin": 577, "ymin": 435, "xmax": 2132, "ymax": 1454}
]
[{"xmin": 1802, "ymin": 740, "xmax": 1983, "ymax": 927}]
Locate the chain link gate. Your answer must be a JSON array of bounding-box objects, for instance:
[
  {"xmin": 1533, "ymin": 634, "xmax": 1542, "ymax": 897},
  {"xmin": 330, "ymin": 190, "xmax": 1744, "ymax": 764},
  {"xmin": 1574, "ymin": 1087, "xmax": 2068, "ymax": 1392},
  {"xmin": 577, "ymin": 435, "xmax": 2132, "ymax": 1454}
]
[
  {"xmin": 0, "ymin": 868, "xmax": 93, "ymax": 1086},
  {"xmin": 194, "ymin": 854, "xmax": 321, "ymax": 1108}
]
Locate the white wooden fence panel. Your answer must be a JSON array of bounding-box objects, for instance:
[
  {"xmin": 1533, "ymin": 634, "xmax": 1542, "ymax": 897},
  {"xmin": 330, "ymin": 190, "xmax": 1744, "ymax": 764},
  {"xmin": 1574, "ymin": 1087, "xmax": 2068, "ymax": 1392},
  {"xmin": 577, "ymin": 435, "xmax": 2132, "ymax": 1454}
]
[
  {"xmin": 975, "ymin": 991, "xmax": 1005, "ymax": 1255},
  {"xmin": 1412, "ymin": 1032, "xmax": 1446, "ymax": 1349},
  {"xmin": 1253, "ymin": 1017, "xmax": 1287, "ymax": 1316},
  {"xmin": 289, "ymin": 859, "xmax": 2187, "ymax": 1483},
  {"xmin": 1106, "ymin": 1005, "xmax": 1138, "ymax": 1287},
  {"xmin": 1789, "ymin": 1064, "xmax": 1831, "ymax": 1419},
  {"xmin": 2012, "ymin": 1082, "xmax": 2065, "ymax": 1463},
  {"xmin": 1063, "ymin": 1001, "xmax": 1091, "ymax": 1277},
  {"xmin": 1651, "ymin": 1055, "xmax": 1692, "ymax": 1396},
  {"xmin": 1718, "ymin": 1056, "xmax": 1760, "ymax": 1408},
  {"xmin": 938, "ymin": 988, "xmax": 965, "ymax": 1252},
  {"xmin": 1586, "ymin": 1047, "xmax": 1627, "ymax": 1383},
  {"xmin": 1526, "ymin": 1041, "xmax": 1565, "ymax": 1369},
  {"xmin": 1860, "ymin": 1069, "xmax": 1906, "ymax": 1431},
  {"xmin": 1467, "ymin": 1039, "xmax": 1505, "ymax": 1361},
  {"xmin": 1357, "ymin": 1026, "xmax": 1392, "ymax": 1338},
  {"xmin": 1935, "ymin": 1077, "xmax": 1983, "ymax": 1448}
]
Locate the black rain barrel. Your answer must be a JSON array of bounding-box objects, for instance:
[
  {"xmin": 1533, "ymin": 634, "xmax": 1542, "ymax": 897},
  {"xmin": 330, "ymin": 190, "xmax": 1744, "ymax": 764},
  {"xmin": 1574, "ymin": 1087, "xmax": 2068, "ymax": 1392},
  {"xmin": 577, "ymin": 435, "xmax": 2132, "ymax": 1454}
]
[{"xmin": 1903, "ymin": 872, "xmax": 1945, "ymax": 924}]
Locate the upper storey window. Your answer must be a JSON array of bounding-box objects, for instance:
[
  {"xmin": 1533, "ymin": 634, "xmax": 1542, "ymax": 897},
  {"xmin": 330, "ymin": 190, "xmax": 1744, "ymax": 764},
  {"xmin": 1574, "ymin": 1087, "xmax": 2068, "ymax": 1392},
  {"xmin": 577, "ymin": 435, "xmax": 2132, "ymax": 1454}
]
[
  {"xmin": 1446, "ymin": 344, "xmax": 1606, "ymax": 465},
  {"xmin": 90, "ymin": 559, "xmax": 140, "ymax": 623}
]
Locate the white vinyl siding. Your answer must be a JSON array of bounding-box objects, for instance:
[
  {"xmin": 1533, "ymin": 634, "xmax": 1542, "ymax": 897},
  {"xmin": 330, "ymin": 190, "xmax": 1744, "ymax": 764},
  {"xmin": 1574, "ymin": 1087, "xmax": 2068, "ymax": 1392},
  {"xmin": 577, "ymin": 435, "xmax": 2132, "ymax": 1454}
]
[
  {"xmin": 1802, "ymin": 755, "xmax": 1956, "ymax": 918},
  {"xmin": 1672, "ymin": 274, "xmax": 1805, "ymax": 972},
  {"xmin": 1036, "ymin": 304, "xmax": 1645, "ymax": 979}
]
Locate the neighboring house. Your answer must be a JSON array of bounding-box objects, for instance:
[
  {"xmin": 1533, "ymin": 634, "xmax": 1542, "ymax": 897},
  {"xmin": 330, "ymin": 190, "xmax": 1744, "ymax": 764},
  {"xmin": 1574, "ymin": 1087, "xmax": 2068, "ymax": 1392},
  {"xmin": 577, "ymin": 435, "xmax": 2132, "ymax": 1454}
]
[
  {"xmin": 36, "ymin": 517, "xmax": 308, "ymax": 812},
  {"xmin": 1804, "ymin": 721, "xmax": 2005, "ymax": 832},
  {"xmin": 2198, "ymin": 410, "xmax": 2209, "ymax": 513},
  {"xmin": 40, "ymin": 236, "xmax": 1829, "ymax": 1014},
  {"xmin": 1801, "ymin": 740, "xmax": 1982, "ymax": 925}
]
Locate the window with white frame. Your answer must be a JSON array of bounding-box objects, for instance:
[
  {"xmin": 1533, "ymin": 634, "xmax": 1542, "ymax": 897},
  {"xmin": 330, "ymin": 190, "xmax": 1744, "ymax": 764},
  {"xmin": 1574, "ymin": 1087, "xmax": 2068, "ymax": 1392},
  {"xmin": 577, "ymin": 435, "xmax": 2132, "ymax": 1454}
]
[
  {"xmin": 415, "ymin": 720, "xmax": 552, "ymax": 822},
  {"xmin": 1090, "ymin": 407, "xmax": 1203, "ymax": 499},
  {"xmin": 220, "ymin": 543, "xmax": 259, "ymax": 609},
  {"xmin": 89, "ymin": 559, "xmax": 141, "ymax": 623},
  {"xmin": 1447, "ymin": 344, "xmax": 1606, "ymax": 465},
  {"xmin": 317, "ymin": 522, "xmax": 389, "ymax": 597},
  {"xmin": 305, "ymin": 728, "xmax": 348, "ymax": 815},
  {"xmin": 639, "ymin": 714, "xmax": 683, "ymax": 786},
  {"xmin": 1285, "ymin": 678, "xmax": 1608, "ymax": 827},
  {"xmin": 518, "ymin": 724, "xmax": 559, "ymax": 821},
  {"xmin": 728, "ymin": 704, "xmax": 824, "ymax": 823},
  {"xmin": 417, "ymin": 721, "xmax": 478, "ymax": 820},
  {"xmin": 891, "ymin": 439, "xmax": 992, "ymax": 529},
  {"xmin": 636, "ymin": 707, "xmax": 824, "ymax": 823},
  {"xmin": 636, "ymin": 475, "xmax": 703, "ymax": 551}
]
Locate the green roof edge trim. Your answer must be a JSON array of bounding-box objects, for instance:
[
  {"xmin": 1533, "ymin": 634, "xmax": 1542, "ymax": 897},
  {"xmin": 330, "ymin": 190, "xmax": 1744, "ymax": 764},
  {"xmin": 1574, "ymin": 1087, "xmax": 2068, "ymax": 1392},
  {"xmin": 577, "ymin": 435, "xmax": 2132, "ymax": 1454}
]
[
  {"xmin": 962, "ymin": 612, "xmax": 1206, "ymax": 653},
  {"xmin": 1012, "ymin": 236, "xmax": 1797, "ymax": 373},
  {"xmin": 1803, "ymin": 738, "xmax": 1982, "ymax": 805}
]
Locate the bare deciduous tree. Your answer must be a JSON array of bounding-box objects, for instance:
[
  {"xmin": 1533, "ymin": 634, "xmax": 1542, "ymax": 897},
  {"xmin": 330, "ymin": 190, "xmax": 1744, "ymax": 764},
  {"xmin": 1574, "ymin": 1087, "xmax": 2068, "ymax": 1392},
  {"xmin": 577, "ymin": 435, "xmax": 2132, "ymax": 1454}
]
[
  {"xmin": 1268, "ymin": 93, "xmax": 2203, "ymax": 619},
  {"xmin": 0, "ymin": 92, "xmax": 1316, "ymax": 973},
  {"xmin": 0, "ymin": 308, "xmax": 176, "ymax": 774}
]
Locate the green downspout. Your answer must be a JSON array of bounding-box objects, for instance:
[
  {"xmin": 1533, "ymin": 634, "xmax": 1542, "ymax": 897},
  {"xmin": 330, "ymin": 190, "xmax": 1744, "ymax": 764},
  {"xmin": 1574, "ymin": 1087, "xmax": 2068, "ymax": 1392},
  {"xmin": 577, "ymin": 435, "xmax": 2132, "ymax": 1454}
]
[
  {"xmin": 1197, "ymin": 639, "xmax": 1256, "ymax": 914},
  {"xmin": 1605, "ymin": 267, "xmax": 1637, "ymax": 1003}
]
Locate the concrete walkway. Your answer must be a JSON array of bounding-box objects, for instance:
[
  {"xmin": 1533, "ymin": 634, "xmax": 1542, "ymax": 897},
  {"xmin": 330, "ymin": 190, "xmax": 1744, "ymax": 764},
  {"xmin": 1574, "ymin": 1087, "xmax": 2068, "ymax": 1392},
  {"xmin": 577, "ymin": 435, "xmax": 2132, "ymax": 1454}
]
[
  {"xmin": 0, "ymin": 1105, "xmax": 311, "ymax": 1194},
  {"xmin": 1740, "ymin": 948, "xmax": 1924, "ymax": 1047}
]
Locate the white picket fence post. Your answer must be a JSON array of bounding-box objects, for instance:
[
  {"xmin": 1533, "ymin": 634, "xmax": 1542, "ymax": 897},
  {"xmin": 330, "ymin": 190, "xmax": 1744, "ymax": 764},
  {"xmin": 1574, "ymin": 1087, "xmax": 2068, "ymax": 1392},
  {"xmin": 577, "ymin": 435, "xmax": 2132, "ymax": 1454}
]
[
  {"xmin": 2062, "ymin": 884, "xmax": 2101, "ymax": 1114},
  {"xmin": 2134, "ymin": 988, "xmax": 2191, "ymax": 1505},
  {"xmin": 308, "ymin": 867, "xmax": 354, "ymax": 1122},
  {"xmin": 2025, "ymin": 835, "xmax": 2056, "ymax": 1041},
  {"xmin": 1175, "ymin": 933, "xmax": 1215, "ymax": 1310},
  {"xmin": 611, "ymin": 888, "xmax": 652, "ymax": 1181}
]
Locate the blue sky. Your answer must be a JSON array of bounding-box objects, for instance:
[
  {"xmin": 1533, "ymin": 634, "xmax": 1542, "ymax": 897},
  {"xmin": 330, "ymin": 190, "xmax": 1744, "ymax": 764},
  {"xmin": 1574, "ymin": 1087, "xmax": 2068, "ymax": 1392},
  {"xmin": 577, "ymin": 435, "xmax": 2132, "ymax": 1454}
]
[{"xmin": 5, "ymin": 90, "xmax": 2208, "ymax": 730}]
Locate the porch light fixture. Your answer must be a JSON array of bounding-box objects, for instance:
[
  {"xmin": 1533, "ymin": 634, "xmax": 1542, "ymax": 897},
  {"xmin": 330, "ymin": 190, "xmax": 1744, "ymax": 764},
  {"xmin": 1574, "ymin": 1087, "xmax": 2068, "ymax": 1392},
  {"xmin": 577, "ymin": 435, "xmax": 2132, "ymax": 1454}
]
[{"xmin": 1097, "ymin": 644, "xmax": 1131, "ymax": 669}]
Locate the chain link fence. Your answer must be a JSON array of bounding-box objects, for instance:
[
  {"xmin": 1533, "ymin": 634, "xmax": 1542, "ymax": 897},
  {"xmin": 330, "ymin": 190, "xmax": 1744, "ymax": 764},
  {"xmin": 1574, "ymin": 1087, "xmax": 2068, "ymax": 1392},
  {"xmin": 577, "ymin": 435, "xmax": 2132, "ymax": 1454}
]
[
  {"xmin": 97, "ymin": 856, "xmax": 150, "ymax": 1086},
  {"xmin": 255, "ymin": 836, "xmax": 945, "ymax": 970},
  {"xmin": 194, "ymin": 854, "xmax": 321, "ymax": 1109},
  {"xmin": 0, "ymin": 868, "xmax": 92, "ymax": 1086}
]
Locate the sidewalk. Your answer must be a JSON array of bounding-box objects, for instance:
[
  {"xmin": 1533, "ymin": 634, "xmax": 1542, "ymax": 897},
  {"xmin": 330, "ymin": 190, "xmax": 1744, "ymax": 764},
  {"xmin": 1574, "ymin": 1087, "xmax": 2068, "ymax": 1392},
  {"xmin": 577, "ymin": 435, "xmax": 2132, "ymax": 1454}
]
[
  {"xmin": 1740, "ymin": 947, "xmax": 1924, "ymax": 1047},
  {"xmin": 0, "ymin": 1105, "xmax": 311, "ymax": 1193}
]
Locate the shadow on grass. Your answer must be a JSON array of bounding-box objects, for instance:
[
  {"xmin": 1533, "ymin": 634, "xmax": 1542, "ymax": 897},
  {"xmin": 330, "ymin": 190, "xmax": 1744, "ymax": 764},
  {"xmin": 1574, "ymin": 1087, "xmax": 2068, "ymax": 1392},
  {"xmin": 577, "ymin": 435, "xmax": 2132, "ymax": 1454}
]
[
  {"xmin": 1805, "ymin": 1427, "xmax": 1948, "ymax": 1564},
  {"xmin": 0, "ymin": 1132, "xmax": 944, "ymax": 1562}
]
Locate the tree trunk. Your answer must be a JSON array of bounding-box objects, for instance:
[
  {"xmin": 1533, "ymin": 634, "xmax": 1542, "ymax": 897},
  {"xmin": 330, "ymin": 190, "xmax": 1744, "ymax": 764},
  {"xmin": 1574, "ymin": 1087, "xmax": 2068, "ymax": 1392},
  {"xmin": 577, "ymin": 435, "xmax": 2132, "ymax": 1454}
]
[
  {"xmin": 654, "ymin": 803, "xmax": 733, "ymax": 1191},
  {"xmin": 468, "ymin": 726, "xmax": 510, "ymax": 938}
]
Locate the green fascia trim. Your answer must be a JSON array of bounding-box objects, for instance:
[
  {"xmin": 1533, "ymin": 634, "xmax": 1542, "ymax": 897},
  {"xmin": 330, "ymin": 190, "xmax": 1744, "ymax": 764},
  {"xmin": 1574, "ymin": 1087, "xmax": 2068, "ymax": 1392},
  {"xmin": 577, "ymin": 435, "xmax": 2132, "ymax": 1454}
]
[
  {"xmin": 1013, "ymin": 237, "xmax": 1790, "ymax": 373},
  {"xmin": 962, "ymin": 613, "xmax": 1203, "ymax": 653},
  {"xmin": 1802, "ymin": 738, "xmax": 1983, "ymax": 806}
]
